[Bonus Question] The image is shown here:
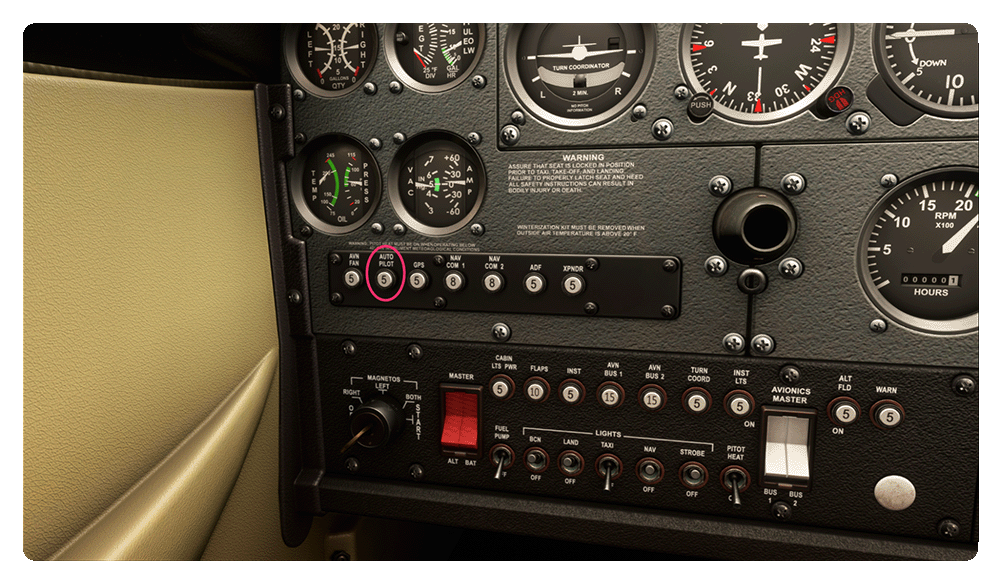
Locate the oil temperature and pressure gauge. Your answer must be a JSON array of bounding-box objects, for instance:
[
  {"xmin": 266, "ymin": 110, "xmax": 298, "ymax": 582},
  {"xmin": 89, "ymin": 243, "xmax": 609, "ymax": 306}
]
[
  {"xmin": 680, "ymin": 23, "xmax": 852, "ymax": 124},
  {"xmin": 290, "ymin": 135, "xmax": 381, "ymax": 234},
  {"xmin": 386, "ymin": 24, "xmax": 485, "ymax": 92},
  {"xmin": 286, "ymin": 23, "xmax": 377, "ymax": 97},
  {"xmin": 389, "ymin": 132, "xmax": 486, "ymax": 235},
  {"xmin": 858, "ymin": 167, "xmax": 978, "ymax": 334},
  {"xmin": 506, "ymin": 24, "xmax": 655, "ymax": 129},
  {"xmin": 874, "ymin": 23, "xmax": 978, "ymax": 119}
]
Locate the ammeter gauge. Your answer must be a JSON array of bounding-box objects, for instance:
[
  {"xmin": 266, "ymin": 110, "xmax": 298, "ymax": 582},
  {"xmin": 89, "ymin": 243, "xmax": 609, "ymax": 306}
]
[
  {"xmin": 386, "ymin": 24, "xmax": 485, "ymax": 92},
  {"xmin": 290, "ymin": 135, "xmax": 381, "ymax": 234},
  {"xmin": 857, "ymin": 167, "xmax": 978, "ymax": 334},
  {"xmin": 389, "ymin": 132, "xmax": 486, "ymax": 235},
  {"xmin": 506, "ymin": 23, "xmax": 655, "ymax": 129},
  {"xmin": 874, "ymin": 23, "xmax": 978, "ymax": 118},
  {"xmin": 286, "ymin": 23, "xmax": 377, "ymax": 97},
  {"xmin": 680, "ymin": 23, "xmax": 851, "ymax": 124}
]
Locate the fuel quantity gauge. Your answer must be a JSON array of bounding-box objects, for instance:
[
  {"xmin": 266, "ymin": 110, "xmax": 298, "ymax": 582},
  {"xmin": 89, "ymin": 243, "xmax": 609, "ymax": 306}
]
[
  {"xmin": 286, "ymin": 23, "xmax": 377, "ymax": 97},
  {"xmin": 291, "ymin": 135, "xmax": 381, "ymax": 234}
]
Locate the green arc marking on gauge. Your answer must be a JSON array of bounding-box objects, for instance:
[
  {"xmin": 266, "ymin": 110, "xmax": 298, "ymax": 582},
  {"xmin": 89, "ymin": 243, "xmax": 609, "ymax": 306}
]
[
  {"xmin": 326, "ymin": 159, "xmax": 340, "ymax": 206},
  {"xmin": 434, "ymin": 177, "xmax": 440, "ymax": 192},
  {"xmin": 344, "ymin": 166, "xmax": 351, "ymax": 187},
  {"xmin": 442, "ymin": 49, "xmax": 454, "ymax": 66}
]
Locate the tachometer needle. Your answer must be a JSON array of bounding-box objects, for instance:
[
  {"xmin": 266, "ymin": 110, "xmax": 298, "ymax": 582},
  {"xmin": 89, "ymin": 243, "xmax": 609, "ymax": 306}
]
[{"xmin": 941, "ymin": 214, "xmax": 978, "ymax": 254}]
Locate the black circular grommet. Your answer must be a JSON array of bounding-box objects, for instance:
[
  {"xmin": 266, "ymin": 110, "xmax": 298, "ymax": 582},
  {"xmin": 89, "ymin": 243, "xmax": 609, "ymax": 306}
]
[{"xmin": 737, "ymin": 268, "xmax": 768, "ymax": 295}]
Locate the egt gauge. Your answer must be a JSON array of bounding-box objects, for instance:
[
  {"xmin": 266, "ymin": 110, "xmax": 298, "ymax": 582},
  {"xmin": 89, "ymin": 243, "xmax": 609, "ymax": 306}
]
[
  {"xmin": 680, "ymin": 23, "xmax": 851, "ymax": 124},
  {"xmin": 285, "ymin": 23, "xmax": 378, "ymax": 97},
  {"xmin": 857, "ymin": 167, "xmax": 978, "ymax": 334},
  {"xmin": 385, "ymin": 24, "xmax": 485, "ymax": 93},
  {"xmin": 874, "ymin": 23, "xmax": 978, "ymax": 118},
  {"xmin": 506, "ymin": 23, "xmax": 655, "ymax": 129}
]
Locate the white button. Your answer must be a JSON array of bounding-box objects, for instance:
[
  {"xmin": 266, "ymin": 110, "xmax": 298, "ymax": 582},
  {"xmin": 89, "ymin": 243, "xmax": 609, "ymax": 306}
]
[
  {"xmin": 343, "ymin": 268, "xmax": 362, "ymax": 288},
  {"xmin": 833, "ymin": 402, "xmax": 858, "ymax": 425},
  {"xmin": 874, "ymin": 475, "xmax": 916, "ymax": 511},
  {"xmin": 876, "ymin": 404, "xmax": 903, "ymax": 428},
  {"xmin": 524, "ymin": 273, "xmax": 546, "ymax": 295},
  {"xmin": 562, "ymin": 274, "xmax": 586, "ymax": 296},
  {"xmin": 444, "ymin": 270, "xmax": 466, "ymax": 292},
  {"xmin": 375, "ymin": 269, "xmax": 396, "ymax": 289},
  {"xmin": 408, "ymin": 270, "xmax": 429, "ymax": 291},
  {"xmin": 640, "ymin": 388, "xmax": 663, "ymax": 411},
  {"xmin": 561, "ymin": 382, "xmax": 582, "ymax": 404},
  {"xmin": 727, "ymin": 395, "xmax": 752, "ymax": 417},
  {"xmin": 483, "ymin": 271, "xmax": 505, "ymax": 293},
  {"xmin": 686, "ymin": 392, "xmax": 708, "ymax": 413},
  {"xmin": 490, "ymin": 378, "xmax": 511, "ymax": 399},
  {"xmin": 599, "ymin": 385, "xmax": 621, "ymax": 407},
  {"xmin": 525, "ymin": 380, "xmax": 548, "ymax": 402}
]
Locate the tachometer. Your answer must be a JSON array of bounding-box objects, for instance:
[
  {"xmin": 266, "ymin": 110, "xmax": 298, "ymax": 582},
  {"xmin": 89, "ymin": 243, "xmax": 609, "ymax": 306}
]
[
  {"xmin": 286, "ymin": 23, "xmax": 377, "ymax": 97},
  {"xmin": 680, "ymin": 23, "xmax": 852, "ymax": 124},
  {"xmin": 386, "ymin": 24, "xmax": 485, "ymax": 92},
  {"xmin": 857, "ymin": 167, "xmax": 978, "ymax": 334},
  {"xmin": 290, "ymin": 135, "xmax": 381, "ymax": 234}
]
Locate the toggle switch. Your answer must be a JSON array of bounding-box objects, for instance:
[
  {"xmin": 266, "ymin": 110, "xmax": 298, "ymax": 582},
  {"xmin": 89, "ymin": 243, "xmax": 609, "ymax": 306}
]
[{"xmin": 761, "ymin": 406, "xmax": 816, "ymax": 490}]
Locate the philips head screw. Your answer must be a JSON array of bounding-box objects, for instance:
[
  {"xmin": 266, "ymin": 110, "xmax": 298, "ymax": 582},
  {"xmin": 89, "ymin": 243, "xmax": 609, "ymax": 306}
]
[
  {"xmin": 750, "ymin": 334, "xmax": 775, "ymax": 356},
  {"xmin": 345, "ymin": 458, "xmax": 359, "ymax": 473},
  {"xmin": 870, "ymin": 319, "xmax": 887, "ymax": 333},
  {"xmin": 705, "ymin": 255, "xmax": 728, "ymax": 277},
  {"xmin": 342, "ymin": 340, "xmax": 357, "ymax": 356},
  {"xmin": 938, "ymin": 519, "xmax": 961, "ymax": 539},
  {"xmin": 500, "ymin": 124, "xmax": 520, "ymax": 146},
  {"xmin": 661, "ymin": 305, "xmax": 677, "ymax": 319},
  {"xmin": 780, "ymin": 172, "xmax": 806, "ymax": 195},
  {"xmin": 778, "ymin": 257, "xmax": 804, "ymax": 279},
  {"xmin": 780, "ymin": 365, "xmax": 800, "ymax": 385},
  {"xmin": 952, "ymin": 375, "xmax": 976, "ymax": 396},
  {"xmin": 466, "ymin": 132, "xmax": 482, "ymax": 145},
  {"xmin": 847, "ymin": 111, "xmax": 872, "ymax": 135},
  {"xmin": 292, "ymin": 89, "xmax": 305, "ymax": 101},
  {"xmin": 631, "ymin": 104, "xmax": 647, "ymax": 120},
  {"xmin": 651, "ymin": 118, "xmax": 673, "ymax": 141},
  {"xmin": 674, "ymin": 85, "xmax": 691, "ymax": 100},
  {"xmin": 511, "ymin": 110, "xmax": 526, "ymax": 125},
  {"xmin": 492, "ymin": 323, "xmax": 511, "ymax": 342},
  {"xmin": 287, "ymin": 290, "xmax": 302, "ymax": 305},
  {"xmin": 470, "ymin": 223, "xmax": 485, "ymax": 236},
  {"xmin": 880, "ymin": 173, "xmax": 898, "ymax": 188},
  {"xmin": 471, "ymin": 75, "xmax": 487, "ymax": 89},
  {"xmin": 723, "ymin": 333, "xmax": 745, "ymax": 354},
  {"xmin": 709, "ymin": 175, "xmax": 732, "ymax": 197},
  {"xmin": 269, "ymin": 104, "xmax": 285, "ymax": 121},
  {"xmin": 407, "ymin": 343, "xmax": 423, "ymax": 360},
  {"xmin": 662, "ymin": 258, "xmax": 678, "ymax": 273}
]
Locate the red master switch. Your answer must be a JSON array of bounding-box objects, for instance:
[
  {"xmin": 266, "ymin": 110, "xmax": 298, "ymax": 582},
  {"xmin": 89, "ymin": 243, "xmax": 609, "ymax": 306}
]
[{"xmin": 440, "ymin": 386, "xmax": 481, "ymax": 456}]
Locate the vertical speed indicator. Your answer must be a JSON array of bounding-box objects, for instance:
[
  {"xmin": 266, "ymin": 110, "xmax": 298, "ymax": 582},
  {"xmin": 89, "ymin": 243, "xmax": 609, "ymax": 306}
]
[
  {"xmin": 681, "ymin": 23, "xmax": 852, "ymax": 124},
  {"xmin": 858, "ymin": 167, "xmax": 978, "ymax": 334}
]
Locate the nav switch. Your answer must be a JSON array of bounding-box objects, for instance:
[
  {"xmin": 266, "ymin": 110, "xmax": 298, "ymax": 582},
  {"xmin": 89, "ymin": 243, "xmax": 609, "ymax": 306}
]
[
  {"xmin": 440, "ymin": 384, "xmax": 482, "ymax": 458},
  {"xmin": 761, "ymin": 406, "xmax": 816, "ymax": 490}
]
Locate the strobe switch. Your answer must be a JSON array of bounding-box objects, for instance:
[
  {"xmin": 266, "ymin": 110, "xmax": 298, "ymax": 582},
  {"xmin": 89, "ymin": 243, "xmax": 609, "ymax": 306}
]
[
  {"xmin": 440, "ymin": 384, "xmax": 482, "ymax": 458},
  {"xmin": 761, "ymin": 406, "xmax": 816, "ymax": 490}
]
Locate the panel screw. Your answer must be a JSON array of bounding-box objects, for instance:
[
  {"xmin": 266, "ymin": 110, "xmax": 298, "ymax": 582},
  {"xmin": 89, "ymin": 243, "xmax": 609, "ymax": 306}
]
[
  {"xmin": 470, "ymin": 223, "xmax": 485, "ymax": 236},
  {"xmin": 269, "ymin": 104, "xmax": 285, "ymax": 121},
  {"xmin": 288, "ymin": 290, "xmax": 302, "ymax": 304},
  {"xmin": 471, "ymin": 75, "xmax": 487, "ymax": 89},
  {"xmin": 771, "ymin": 500, "xmax": 793, "ymax": 520},
  {"xmin": 370, "ymin": 222, "xmax": 384, "ymax": 235},
  {"xmin": 330, "ymin": 551, "xmax": 351, "ymax": 561},
  {"xmin": 661, "ymin": 305, "xmax": 677, "ymax": 319},
  {"xmin": 409, "ymin": 464, "xmax": 425, "ymax": 480},
  {"xmin": 299, "ymin": 225, "xmax": 312, "ymax": 238},
  {"xmin": 585, "ymin": 257, "xmax": 600, "ymax": 271},
  {"xmin": 880, "ymin": 173, "xmax": 898, "ymax": 188},
  {"xmin": 780, "ymin": 365, "xmax": 800, "ymax": 385},
  {"xmin": 293, "ymin": 89, "xmax": 305, "ymax": 101},
  {"xmin": 780, "ymin": 172, "xmax": 806, "ymax": 195},
  {"xmin": 331, "ymin": 292, "xmax": 344, "ymax": 305},
  {"xmin": 294, "ymin": 132, "xmax": 307, "ymax": 144},
  {"xmin": 369, "ymin": 138, "xmax": 382, "ymax": 150},
  {"xmin": 651, "ymin": 118, "xmax": 673, "ymax": 140},
  {"xmin": 433, "ymin": 297, "xmax": 447, "ymax": 309},
  {"xmin": 466, "ymin": 132, "xmax": 482, "ymax": 145},
  {"xmin": 407, "ymin": 343, "xmax": 423, "ymax": 360},
  {"xmin": 722, "ymin": 333, "xmax": 745, "ymax": 354},
  {"xmin": 389, "ymin": 80, "xmax": 402, "ymax": 94},
  {"xmin": 750, "ymin": 334, "xmax": 775, "ymax": 356},
  {"xmin": 938, "ymin": 519, "xmax": 961, "ymax": 539},
  {"xmin": 778, "ymin": 257, "xmax": 804, "ymax": 279},
  {"xmin": 705, "ymin": 255, "xmax": 728, "ymax": 277},
  {"xmin": 342, "ymin": 340, "xmax": 357, "ymax": 356},
  {"xmin": 584, "ymin": 302, "xmax": 599, "ymax": 315},
  {"xmin": 363, "ymin": 82, "xmax": 377, "ymax": 96},
  {"xmin": 500, "ymin": 124, "xmax": 520, "ymax": 146},
  {"xmin": 952, "ymin": 374, "xmax": 976, "ymax": 396},
  {"xmin": 870, "ymin": 319, "xmax": 887, "ymax": 333},
  {"xmin": 631, "ymin": 104, "xmax": 647, "ymax": 120},
  {"xmin": 511, "ymin": 110, "xmax": 526, "ymax": 125},
  {"xmin": 674, "ymin": 85, "xmax": 691, "ymax": 100},
  {"xmin": 392, "ymin": 132, "xmax": 406, "ymax": 145},
  {"xmin": 662, "ymin": 258, "xmax": 678, "ymax": 273},
  {"xmin": 492, "ymin": 322, "xmax": 511, "ymax": 342},
  {"xmin": 846, "ymin": 111, "xmax": 871, "ymax": 135},
  {"xmin": 709, "ymin": 175, "xmax": 732, "ymax": 197},
  {"xmin": 345, "ymin": 458, "xmax": 359, "ymax": 473},
  {"xmin": 329, "ymin": 252, "xmax": 342, "ymax": 265},
  {"xmin": 393, "ymin": 223, "xmax": 407, "ymax": 236},
  {"xmin": 433, "ymin": 254, "xmax": 445, "ymax": 266}
]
